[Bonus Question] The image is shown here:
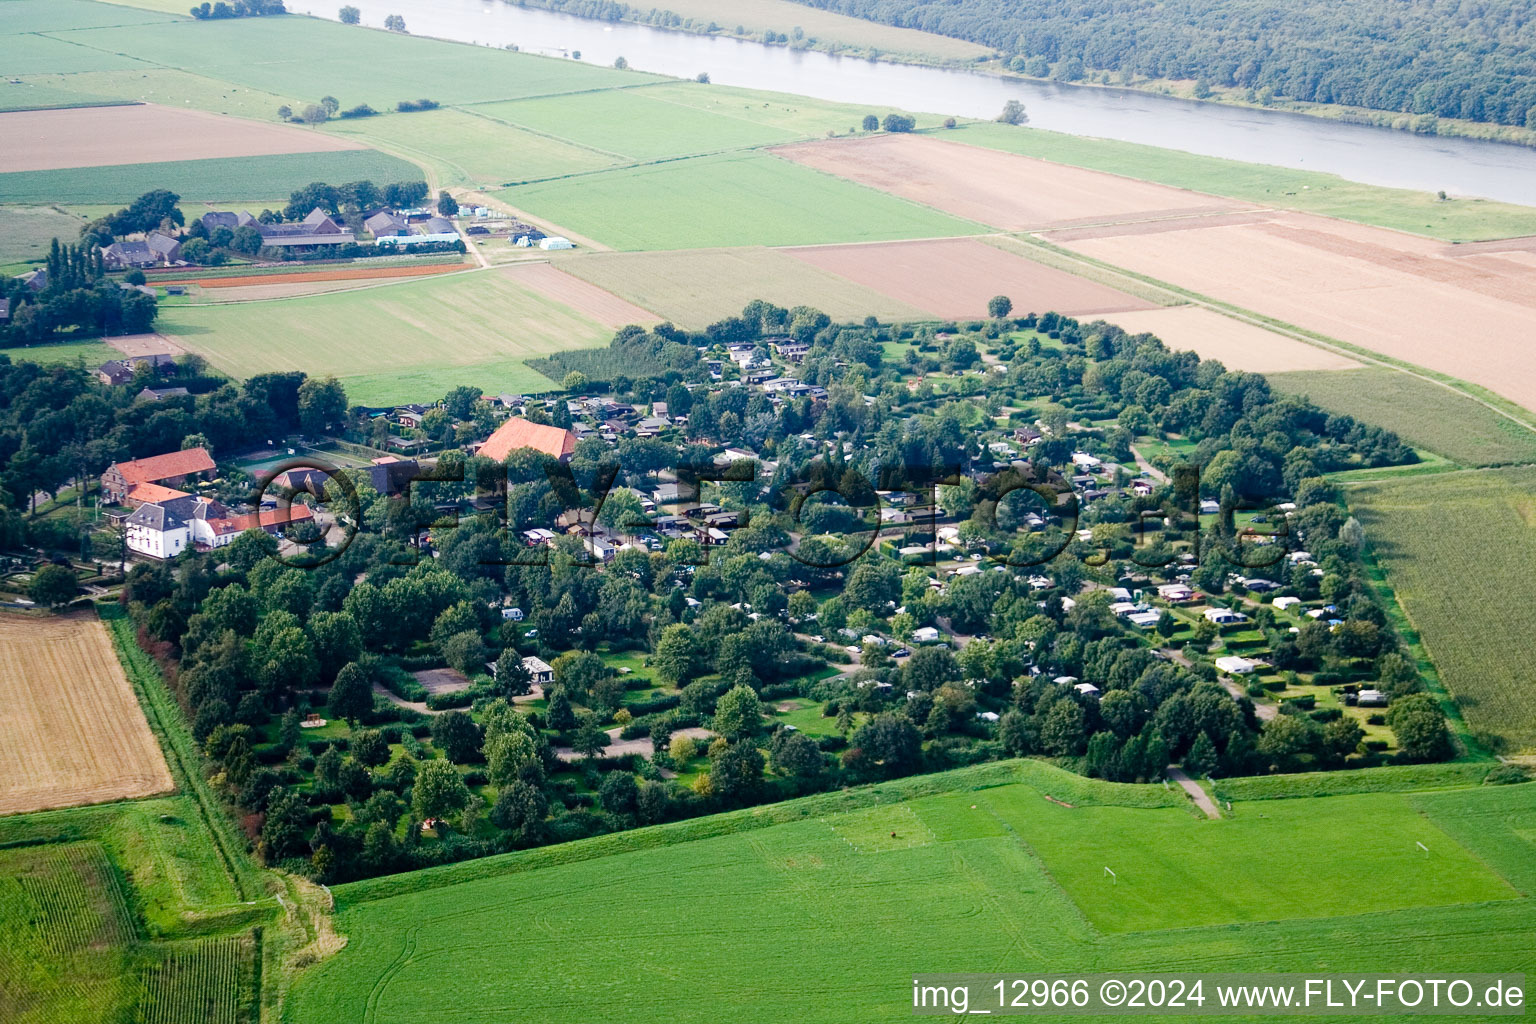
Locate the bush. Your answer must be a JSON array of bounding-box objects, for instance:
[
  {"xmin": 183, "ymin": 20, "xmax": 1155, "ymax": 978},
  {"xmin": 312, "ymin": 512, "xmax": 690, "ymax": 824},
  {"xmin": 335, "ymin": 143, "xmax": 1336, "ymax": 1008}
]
[
  {"xmin": 396, "ymin": 98, "xmax": 441, "ymax": 112},
  {"xmin": 339, "ymin": 104, "xmax": 377, "ymax": 118},
  {"xmin": 1484, "ymin": 764, "xmax": 1532, "ymax": 785},
  {"xmin": 1309, "ymin": 707, "xmax": 1342, "ymax": 722}
]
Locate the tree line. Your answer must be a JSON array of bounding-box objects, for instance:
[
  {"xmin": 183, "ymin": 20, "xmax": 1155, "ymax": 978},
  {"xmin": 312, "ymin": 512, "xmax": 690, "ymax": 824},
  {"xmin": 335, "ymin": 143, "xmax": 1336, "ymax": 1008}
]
[{"xmin": 786, "ymin": 0, "xmax": 1536, "ymax": 129}]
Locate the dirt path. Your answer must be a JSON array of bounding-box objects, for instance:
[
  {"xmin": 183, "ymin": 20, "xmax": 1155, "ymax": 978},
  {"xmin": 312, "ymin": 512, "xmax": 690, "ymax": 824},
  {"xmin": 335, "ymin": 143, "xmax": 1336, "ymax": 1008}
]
[
  {"xmin": 1167, "ymin": 766, "xmax": 1221, "ymax": 819},
  {"xmin": 1158, "ymin": 647, "xmax": 1277, "ymax": 721},
  {"xmin": 555, "ymin": 725, "xmax": 712, "ymax": 762},
  {"xmin": 1128, "ymin": 445, "xmax": 1170, "ymax": 484}
]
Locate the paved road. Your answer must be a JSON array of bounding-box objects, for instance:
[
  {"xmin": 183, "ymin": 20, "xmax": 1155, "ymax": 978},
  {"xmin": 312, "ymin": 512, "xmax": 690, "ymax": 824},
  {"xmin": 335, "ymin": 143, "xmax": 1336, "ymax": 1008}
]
[
  {"xmin": 1167, "ymin": 765, "xmax": 1221, "ymax": 819},
  {"xmin": 1158, "ymin": 647, "xmax": 1277, "ymax": 721}
]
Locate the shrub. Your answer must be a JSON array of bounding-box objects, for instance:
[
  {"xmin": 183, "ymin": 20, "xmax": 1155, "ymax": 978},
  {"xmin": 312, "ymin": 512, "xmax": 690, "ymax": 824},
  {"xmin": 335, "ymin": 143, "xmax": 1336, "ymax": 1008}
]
[
  {"xmin": 339, "ymin": 104, "xmax": 377, "ymax": 119},
  {"xmin": 1484, "ymin": 764, "xmax": 1532, "ymax": 785},
  {"xmin": 396, "ymin": 98, "xmax": 441, "ymax": 112}
]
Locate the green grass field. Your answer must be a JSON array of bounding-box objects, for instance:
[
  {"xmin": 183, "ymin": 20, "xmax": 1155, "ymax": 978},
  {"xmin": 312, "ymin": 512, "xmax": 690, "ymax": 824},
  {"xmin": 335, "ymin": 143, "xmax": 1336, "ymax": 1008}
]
[
  {"xmin": 0, "ymin": 0, "xmax": 181, "ymax": 33},
  {"xmin": 1348, "ymin": 468, "xmax": 1536, "ymax": 753},
  {"xmin": 1268, "ymin": 368, "xmax": 1536, "ymax": 468},
  {"xmin": 560, "ymin": 246, "xmax": 929, "ymax": 328},
  {"xmin": 0, "ymin": 205, "xmax": 88, "ymax": 265},
  {"xmin": 501, "ymin": 151, "xmax": 985, "ymax": 251},
  {"xmin": 322, "ymin": 107, "xmax": 618, "ymax": 190},
  {"xmin": 947, "ymin": 122, "xmax": 1536, "ymax": 242},
  {"xmin": 0, "ymin": 150, "xmax": 421, "ymax": 205},
  {"xmin": 0, "ymin": 338, "xmax": 122, "ymax": 367},
  {"xmin": 154, "ymin": 268, "xmax": 618, "ymax": 405},
  {"xmin": 0, "ymin": 81, "xmax": 130, "ymax": 113},
  {"xmin": 285, "ymin": 761, "xmax": 1535, "ymax": 1024},
  {"xmin": 10, "ymin": 67, "xmax": 295, "ymax": 120},
  {"xmin": 44, "ymin": 15, "xmax": 654, "ymax": 108},
  {"xmin": 470, "ymin": 86, "xmax": 804, "ymax": 163},
  {"xmin": 0, "ymin": 30, "xmax": 151, "ymax": 76}
]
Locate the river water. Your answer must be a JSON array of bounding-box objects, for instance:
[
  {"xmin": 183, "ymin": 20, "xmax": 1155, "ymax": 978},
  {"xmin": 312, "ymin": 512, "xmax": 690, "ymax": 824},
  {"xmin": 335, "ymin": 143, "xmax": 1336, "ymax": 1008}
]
[{"xmin": 303, "ymin": 0, "xmax": 1536, "ymax": 206}]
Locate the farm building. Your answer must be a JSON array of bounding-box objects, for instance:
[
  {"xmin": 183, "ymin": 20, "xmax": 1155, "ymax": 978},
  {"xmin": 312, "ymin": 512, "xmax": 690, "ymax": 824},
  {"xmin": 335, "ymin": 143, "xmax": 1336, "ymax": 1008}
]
[
  {"xmin": 365, "ymin": 211, "xmax": 411, "ymax": 237},
  {"xmin": 477, "ymin": 418, "xmax": 577, "ymax": 463},
  {"xmin": 101, "ymin": 447, "xmax": 216, "ymax": 504}
]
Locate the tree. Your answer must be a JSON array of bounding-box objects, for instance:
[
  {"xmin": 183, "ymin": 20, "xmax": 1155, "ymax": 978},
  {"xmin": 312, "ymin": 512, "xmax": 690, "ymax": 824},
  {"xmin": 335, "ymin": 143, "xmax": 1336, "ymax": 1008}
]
[
  {"xmin": 260, "ymin": 790, "xmax": 310, "ymax": 862},
  {"xmin": 300, "ymin": 104, "xmax": 329, "ymax": 126},
  {"xmin": 436, "ymin": 191, "xmax": 459, "ymax": 216},
  {"xmin": 431, "ymin": 711, "xmax": 483, "ymax": 764},
  {"xmin": 485, "ymin": 729, "xmax": 539, "ymax": 787},
  {"xmin": 546, "ymin": 688, "xmax": 577, "ymax": 732},
  {"xmin": 847, "ymin": 713, "xmax": 921, "ymax": 779},
  {"xmin": 1184, "ymin": 730, "xmax": 1218, "ymax": 776},
  {"xmin": 1339, "ymin": 516, "xmax": 1366, "ymax": 551},
  {"xmin": 490, "ymin": 780, "xmax": 546, "ymax": 843},
  {"xmin": 277, "ymin": 104, "xmax": 292, "ymax": 120},
  {"xmin": 881, "ymin": 113, "xmax": 915, "ymax": 132},
  {"xmin": 572, "ymin": 718, "xmax": 610, "ymax": 761},
  {"xmin": 996, "ymin": 99, "xmax": 1028, "ymax": 125},
  {"xmin": 320, "ymin": 95, "xmax": 340, "ymax": 116},
  {"xmin": 562, "ymin": 370, "xmax": 587, "ymax": 392},
  {"xmin": 338, "ymin": 5, "xmax": 360, "ymax": 23},
  {"xmin": 28, "ymin": 564, "xmax": 78, "ymax": 610},
  {"xmin": 713, "ymin": 685, "xmax": 763, "ymax": 742},
  {"xmin": 599, "ymin": 771, "xmax": 639, "ymax": 815},
  {"xmin": 352, "ymin": 729, "xmax": 389, "ymax": 768},
  {"xmin": 328, "ymin": 662, "xmax": 373, "ymax": 726},
  {"xmin": 708, "ymin": 741, "xmax": 764, "ymax": 803},
  {"xmin": 987, "ymin": 294, "xmax": 1013, "ymax": 319},
  {"xmin": 412, "ymin": 758, "xmax": 469, "ymax": 822},
  {"xmin": 492, "ymin": 648, "xmax": 533, "ymax": 697},
  {"xmin": 769, "ymin": 730, "xmax": 824, "ymax": 782},
  {"xmin": 1040, "ymin": 699, "xmax": 1087, "ymax": 756},
  {"xmin": 1387, "ymin": 695, "xmax": 1453, "ymax": 762},
  {"xmin": 696, "ymin": 72, "xmax": 710, "ymax": 83},
  {"xmin": 861, "ymin": 114, "xmax": 879, "ymax": 132},
  {"xmin": 653, "ymin": 623, "xmax": 703, "ymax": 686},
  {"xmin": 297, "ymin": 376, "xmax": 348, "ymax": 435},
  {"xmin": 613, "ymin": 56, "xmax": 629, "ymax": 69},
  {"xmin": 383, "ymin": 13, "xmax": 405, "ymax": 31}
]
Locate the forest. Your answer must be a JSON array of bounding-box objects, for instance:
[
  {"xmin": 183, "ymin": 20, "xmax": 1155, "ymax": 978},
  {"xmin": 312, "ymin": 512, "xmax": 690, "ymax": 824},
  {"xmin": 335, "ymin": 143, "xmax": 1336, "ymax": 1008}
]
[{"xmin": 786, "ymin": 0, "xmax": 1536, "ymax": 128}]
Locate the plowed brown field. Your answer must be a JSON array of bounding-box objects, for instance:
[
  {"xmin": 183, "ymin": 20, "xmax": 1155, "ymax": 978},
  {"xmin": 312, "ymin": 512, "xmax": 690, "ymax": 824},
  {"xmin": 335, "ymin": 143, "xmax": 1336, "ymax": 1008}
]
[
  {"xmin": 0, "ymin": 611, "xmax": 172, "ymax": 815},
  {"xmin": 772, "ymin": 134, "xmax": 1248, "ymax": 231},
  {"xmin": 783, "ymin": 237, "xmax": 1156, "ymax": 320},
  {"xmin": 0, "ymin": 104, "xmax": 365, "ymax": 173}
]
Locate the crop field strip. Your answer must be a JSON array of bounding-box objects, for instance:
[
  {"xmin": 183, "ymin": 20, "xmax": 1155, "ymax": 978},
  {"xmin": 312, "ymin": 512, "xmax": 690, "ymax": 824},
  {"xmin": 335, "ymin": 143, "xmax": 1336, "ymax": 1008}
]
[
  {"xmin": 0, "ymin": 611, "xmax": 174, "ymax": 815},
  {"xmin": 3, "ymin": 842, "xmax": 136, "ymax": 955},
  {"xmin": 287, "ymin": 764, "xmax": 1536, "ymax": 1024},
  {"xmin": 1346, "ymin": 467, "xmax": 1536, "ymax": 753},
  {"xmin": 137, "ymin": 935, "xmax": 252, "ymax": 1024}
]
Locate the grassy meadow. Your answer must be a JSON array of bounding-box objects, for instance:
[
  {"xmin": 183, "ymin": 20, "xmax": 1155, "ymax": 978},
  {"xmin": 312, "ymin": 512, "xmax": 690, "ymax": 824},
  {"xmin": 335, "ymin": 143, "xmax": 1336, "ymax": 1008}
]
[
  {"xmin": 154, "ymin": 268, "xmax": 617, "ymax": 405},
  {"xmin": 948, "ymin": 122, "xmax": 1536, "ymax": 242},
  {"xmin": 499, "ymin": 151, "xmax": 985, "ymax": 250},
  {"xmin": 1348, "ymin": 467, "xmax": 1536, "ymax": 753},
  {"xmin": 0, "ymin": 338, "xmax": 121, "ymax": 367},
  {"xmin": 0, "ymin": 205, "xmax": 88, "ymax": 265},
  {"xmin": 285, "ymin": 761, "xmax": 1536, "ymax": 1024},
  {"xmin": 0, "ymin": 150, "xmax": 420, "ymax": 205},
  {"xmin": 560, "ymin": 246, "xmax": 929, "ymax": 328},
  {"xmin": 1268, "ymin": 368, "xmax": 1536, "ymax": 468}
]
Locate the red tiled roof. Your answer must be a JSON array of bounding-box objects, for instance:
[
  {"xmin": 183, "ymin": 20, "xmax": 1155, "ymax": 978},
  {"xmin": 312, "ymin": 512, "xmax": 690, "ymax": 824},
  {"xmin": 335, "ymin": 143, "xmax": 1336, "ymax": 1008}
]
[
  {"xmin": 208, "ymin": 505, "xmax": 315, "ymax": 535},
  {"xmin": 126, "ymin": 481, "xmax": 190, "ymax": 504},
  {"xmin": 114, "ymin": 447, "xmax": 216, "ymax": 485},
  {"xmin": 477, "ymin": 418, "xmax": 576, "ymax": 463}
]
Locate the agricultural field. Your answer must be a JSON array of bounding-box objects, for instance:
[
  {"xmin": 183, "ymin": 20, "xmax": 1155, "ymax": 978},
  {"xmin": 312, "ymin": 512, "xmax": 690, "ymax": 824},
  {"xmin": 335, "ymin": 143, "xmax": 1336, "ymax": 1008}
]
[
  {"xmin": 0, "ymin": 611, "xmax": 173, "ymax": 815},
  {"xmin": 0, "ymin": 204, "xmax": 87, "ymax": 266},
  {"xmin": 499, "ymin": 151, "xmax": 985, "ymax": 251},
  {"xmin": 559, "ymin": 246, "xmax": 930, "ymax": 328},
  {"xmin": 285, "ymin": 762, "xmax": 1536, "ymax": 1024},
  {"xmin": 946, "ymin": 122, "xmax": 1536, "ymax": 242},
  {"xmin": 783, "ymin": 237, "xmax": 1154, "ymax": 320},
  {"xmin": 498, "ymin": 262, "xmax": 661, "ymax": 329},
  {"xmin": 1048, "ymin": 209, "xmax": 1536, "ymax": 414},
  {"xmin": 773, "ymin": 133, "xmax": 1245, "ymax": 231},
  {"xmin": 0, "ymin": 0, "xmax": 180, "ymax": 33},
  {"xmin": 0, "ymin": 150, "xmax": 420, "ymax": 205},
  {"xmin": 638, "ymin": 81, "xmax": 952, "ymax": 138},
  {"xmin": 470, "ymin": 86, "xmax": 803, "ymax": 163},
  {"xmin": 322, "ymin": 107, "xmax": 617, "ymax": 190},
  {"xmin": 0, "ymin": 338, "xmax": 121, "ymax": 367},
  {"xmin": 1347, "ymin": 468, "xmax": 1536, "ymax": 753},
  {"xmin": 154, "ymin": 267, "xmax": 622, "ymax": 405},
  {"xmin": 0, "ymin": 82, "xmax": 128, "ymax": 114},
  {"xmin": 0, "ymin": 104, "xmax": 365, "ymax": 174},
  {"xmin": 1091, "ymin": 306, "xmax": 1361, "ymax": 372},
  {"xmin": 136, "ymin": 936, "xmax": 253, "ymax": 1024},
  {"xmin": 1269, "ymin": 367, "xmax": 1536, "ymax": 467},
  {"xmin": 8, "ymin": 67, "xmax": 296, "ymax": 121},
  {"xmin": 41, "ymin": 15, "xmax": 655, "ymax": 108}
]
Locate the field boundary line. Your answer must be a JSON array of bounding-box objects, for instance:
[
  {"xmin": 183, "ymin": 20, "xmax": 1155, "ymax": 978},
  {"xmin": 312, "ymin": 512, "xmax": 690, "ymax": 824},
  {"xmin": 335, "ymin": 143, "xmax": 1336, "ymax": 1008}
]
[
  {"xmin": 1016, "ymin": 233, "xmax": 1536, "ymax": 440},
  {"xmin": 449, "ymin": 105, "xmax": 632, "ymax": 163}
]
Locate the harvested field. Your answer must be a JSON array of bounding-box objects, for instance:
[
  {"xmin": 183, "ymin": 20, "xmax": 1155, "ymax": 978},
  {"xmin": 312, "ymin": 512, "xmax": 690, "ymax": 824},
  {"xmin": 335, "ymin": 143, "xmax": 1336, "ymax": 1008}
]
[
  {"xmin": 105, "ymin": 332, "xmax": 181, "ymax": 358},
  {"xmin": 0, "ymin": 611, "xmax": 173, "ymax": 815},
  {"xmin": 559, "ymin": 247, "xmax": 930, "ymax": 329},
  {"xmin": 783, "ymin": 237, "xmax": 1156, "ymax": 321},
  {"xmin": 0, "ymin": 103, "xmax": 364, "ymax": 174},
  {"xmin": 500, "ymin": 262, "xmax": 661, "ymax": 329},
  {"xmin": 1091, "ymin": 307, "xmax": 1360, "ymax": 372},
  {"xmin": 772, "ymin": 134, "xmax": 1248, "ymax": 231},
  {"xmin": 1051, "ymin": 210, "xmax": 1536, "ymax": 413},
  {"xmin": 156, "ymin": 262, "xmax": 467, "ymax": 289}
]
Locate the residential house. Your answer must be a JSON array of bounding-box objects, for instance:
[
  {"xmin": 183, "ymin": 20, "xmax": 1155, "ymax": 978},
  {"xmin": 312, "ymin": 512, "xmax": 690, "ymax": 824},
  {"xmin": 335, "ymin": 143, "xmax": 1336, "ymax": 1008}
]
[
  {"xmin": 476, "ymin": 417, "xmax": 577, "ymax": 463},
  {"xmin": 393, "ymin": 404, "xmax": 430, "ymax": 429},
  {"xmin": 98, "ymin": 353, "xmax": 176, "ymax": 386},
  {"xmin": 125, "ymin": 493, "xmax": 313, "ymax": 558},
  {"xmin": 101, "ymin": 447, "xmax": 216, "ymax": 504},
  {"xmin": 364, "ymin": 210, "xmax": 410, "ymax": 237},
  {"xmin": 135, "ymin": 386, "xmax": 189, "ymax": 402},
  {"xmin": 100, "ymin": 240, "xmax": 157, "ymax": 270},
  {"xmin": 200, "ymin": 211, "xmax": 240, "ymax": 231},
  {"xmin": 251, "ymin": 208, "xmax": 355, "ymax": 251},
  {"xmin": 145, "ymin": 231, "xmax": 182, "ymax": 265},
  {"xmin": 522, "ymin": 656, "xmax": 554, "ymax": 685}
]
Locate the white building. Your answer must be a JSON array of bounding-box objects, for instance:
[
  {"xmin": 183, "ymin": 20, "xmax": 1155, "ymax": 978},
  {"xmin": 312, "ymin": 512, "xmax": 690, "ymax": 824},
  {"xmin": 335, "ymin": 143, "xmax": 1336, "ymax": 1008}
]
[
  {"xmin": 1203, "ymin": 607, "xmax": 1249, "ymax": 625},
  {"xmin": 539, "ymin": 236, "xmax": 574, "ymax": 250},
  {"xmin": 522, "ymin": 656, "xmax": 554, "ymax": 684},
  {"xmin": 125, "ymin": 495, "xmax": 313, "ymax": 559},
  {"xmin": 911, "ymin": 626, "xmax": 941, "ymax": 644},
  {"xmin": 1215, "ymin": 656, "xmax": 1256, "ymax": 675}
]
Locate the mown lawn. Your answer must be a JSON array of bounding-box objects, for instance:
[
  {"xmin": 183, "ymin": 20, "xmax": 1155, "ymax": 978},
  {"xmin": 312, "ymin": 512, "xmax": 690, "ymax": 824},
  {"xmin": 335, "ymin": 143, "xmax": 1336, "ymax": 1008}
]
[
  {"xmin": 285, "ymin": 763, "xmax": 1535, "ymax": 1024},
  {"xmin": 500, "ymin": 150, "xmax": 985, "ymax": 251},
  {"xmin": 153, "ymin": 268, "xmax": 604, "ymax": 406}
]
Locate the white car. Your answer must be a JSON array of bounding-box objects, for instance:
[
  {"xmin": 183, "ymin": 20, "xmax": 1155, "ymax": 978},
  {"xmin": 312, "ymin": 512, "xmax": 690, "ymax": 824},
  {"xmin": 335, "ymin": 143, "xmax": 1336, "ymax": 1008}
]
[{"xmin": 846, "ymin": 645, "xmax": 862, "ymax": 654}]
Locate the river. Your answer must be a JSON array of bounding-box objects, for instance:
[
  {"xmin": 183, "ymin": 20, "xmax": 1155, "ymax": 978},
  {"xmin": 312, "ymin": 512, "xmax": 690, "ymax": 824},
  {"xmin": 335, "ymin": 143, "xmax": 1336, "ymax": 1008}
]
[{"xmin": 303, "ymin": 0, "xmax": 1536, "ymax": 206}]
